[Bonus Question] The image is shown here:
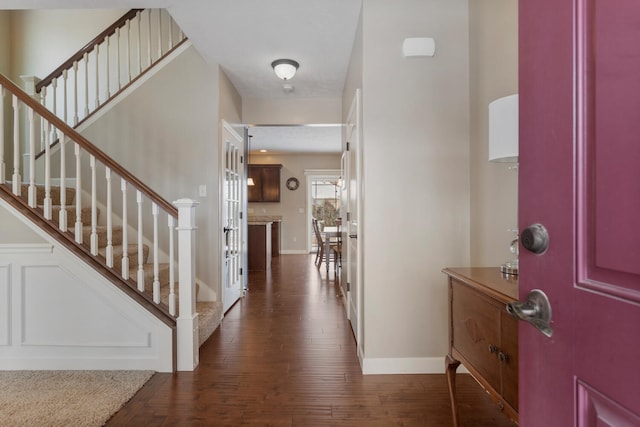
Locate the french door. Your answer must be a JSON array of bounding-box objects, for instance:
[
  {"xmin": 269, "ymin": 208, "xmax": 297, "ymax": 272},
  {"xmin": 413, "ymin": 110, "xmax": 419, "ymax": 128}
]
[{"xmin": 220, "ymin": 121, "xmax": 244, "ymax": 313}]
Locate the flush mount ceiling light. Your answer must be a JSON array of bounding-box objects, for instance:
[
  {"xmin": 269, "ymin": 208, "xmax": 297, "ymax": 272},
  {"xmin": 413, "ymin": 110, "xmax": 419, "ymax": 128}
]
[{"xmin": 271, "ymin": 59, "xmax": 299, "ymax": 80}]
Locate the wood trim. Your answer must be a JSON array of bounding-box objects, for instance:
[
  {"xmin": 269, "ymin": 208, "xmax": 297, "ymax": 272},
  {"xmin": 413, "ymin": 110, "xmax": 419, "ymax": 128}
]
[
  {"xmin": 0, "ymin": 184, "xmax": 176, "ymax": 329},
  {"xmin": 0, "ymin": 73, "xmax": 178, "ymax": 217},
  {"xmin": 35, "ymin": 9, "xmax": 143, "ymax": 92}
]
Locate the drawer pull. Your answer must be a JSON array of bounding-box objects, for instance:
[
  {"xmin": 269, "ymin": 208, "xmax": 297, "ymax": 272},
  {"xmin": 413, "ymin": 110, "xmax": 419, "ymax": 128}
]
[
  {"xmin": 488, "ymin": 344, "xmax": 498, "ymax": 354},
  {"xmin": 498, "ymin": 352, "xmax": 509, "ymax": 363}
]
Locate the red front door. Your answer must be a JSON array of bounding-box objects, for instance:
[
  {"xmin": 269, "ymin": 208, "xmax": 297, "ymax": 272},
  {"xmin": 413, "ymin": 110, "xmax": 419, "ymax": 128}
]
[{"xmin": 519, "ymin": 0, "xmax": 640, "ymax": 425}]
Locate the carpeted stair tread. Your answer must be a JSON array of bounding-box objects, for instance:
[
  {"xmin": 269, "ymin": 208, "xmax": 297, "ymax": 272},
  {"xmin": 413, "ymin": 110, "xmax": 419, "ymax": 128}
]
[
  {"xmin": 99, "ymin": 244, "xmax": 149, "ymax": 273},
  {"xmin": 82, "ymin": 225, "xmax": 124, "ymax": 248},
  {"xmin": 20, "ymin": 183, "xmax": 76, "ymax": 205},
  {"xmin": 49, "ymin": 205, "xmax": 94, "ymax": 229},
  {"xmin": 197, "ymin": 301, "xmax": 222, "ymax": 346},
  {"xmin": 128, "ymin": 262, "xmax": 171, "ymax": 292}
]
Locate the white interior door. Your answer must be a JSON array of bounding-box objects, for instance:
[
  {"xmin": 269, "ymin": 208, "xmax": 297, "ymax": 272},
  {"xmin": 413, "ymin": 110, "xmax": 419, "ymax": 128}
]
[
  {"xmin": 345, "ymin": 89, "xmax": 362, "ymax": 355},
  {"xmin": 221, "ymin": 121, "xmax": 244, "ymax": 313}
]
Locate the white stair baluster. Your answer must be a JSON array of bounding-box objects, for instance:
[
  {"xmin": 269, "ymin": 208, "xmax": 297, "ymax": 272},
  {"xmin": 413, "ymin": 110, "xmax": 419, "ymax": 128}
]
[
  {"xmin": 43, "ymin": 120, "xmax": 52, "ymax": 220},
  {"xmin": 83, "ymin": 52, "xmax": 89, "ymax": 119},
  {"xmin": 168, "ymin": 12, "xmax": 174, "ymax": 49},
  {"xmin": 152, "ymin": 202, "xmax": 160, "ymax": 303},
  {"xmin": 121, "ymin": 179, "xmax": 129, "ymax": 279},
  {"xmin": 62, "ymin": 69, "xmax": 68, "ymax": 125},
  {"xmin": 105, "ymin": 167, "xmax": 113, "ymax": 267},
  {"xmin": 72, "ymin": 61, "xmax": 79, "ymax": 126},
  {"xmin": 74, "ymin": 143, "xmax": 83, "ymax": 243},
  {"xmin": 126, "ymin": 19, "xmax": 131, "ymax": 83},
  {"xmin": 0, "ymin": 87, "xmax": 5, "ymax": 184},
  {"xmin": 168, "ymin": 215, "xmax": 176, "ymax": 316},
  {"xmin": 27, "ymin": 107, "xmax": 36, "ymax": 207},
  {"xmin": 157, "ymin": 9, "xmax": 163, "ymax": 58},
  {"xmin": 39, "ymin": 86, "xmax": 47, "ymax": 145},
  {"xmin": 58, "ymin": 130, "xmax": 67, "ymax": 232},
  {"xmin": 51, "ymin": 77, "xmax": 57, "ymax": 117},
  {"xmin": 137, "ymin": 190, "xmax": 144, "ymax": 291},
  {"xmin": 147, "ymin": 9, "xmax": 152, "ymax": 66},
  {"xmin": 116, "ymin": 27, "xmax": 121, "ymax": 90},
  {"xmin": 90, "ymin": 155, "xmax": 98, "ymax": 255},
  {"xmin": 106, "ymin": 35, "xmax": 111, "ymax": 98},
  {"xmin": 95, "ymin": 44, "xmax": 100, "ymax": 109},
  {"xmin": 137, "ymin": 11, "xmax": 142, "ymax": 74},
  {"xmin": 12, "ymin": 95, "xmax": 21, "ymax": 195}
]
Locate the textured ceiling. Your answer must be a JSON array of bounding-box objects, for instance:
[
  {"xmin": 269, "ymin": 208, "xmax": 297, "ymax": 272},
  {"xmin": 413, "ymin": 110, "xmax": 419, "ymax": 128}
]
[
  {"xmin": 1, "ymin": 0, "xmax": 359, "ymax": 152},
  {"xmin": 248, "ymin": 125, "xmax": 342, "ymax": 154}
]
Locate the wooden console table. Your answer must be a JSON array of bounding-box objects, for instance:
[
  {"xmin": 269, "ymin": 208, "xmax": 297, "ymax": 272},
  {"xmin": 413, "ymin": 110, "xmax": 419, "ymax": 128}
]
[{"xmin": 442, "ymin": 267, "xmax": 519, "ymax": 426}]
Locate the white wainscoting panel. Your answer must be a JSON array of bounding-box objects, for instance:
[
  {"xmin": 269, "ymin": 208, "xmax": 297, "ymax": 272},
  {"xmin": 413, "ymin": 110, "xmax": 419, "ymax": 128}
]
[
  {"xmin": 0, "ymin": 265, "xmax": 10, "ymax": 346},
  {"xmin": 21, "ymin": 265, "xmax": 150, "ymax": 347},
  {"xmin": 0, "ymin": 214, "xmax": 174, "ymax": 371}
]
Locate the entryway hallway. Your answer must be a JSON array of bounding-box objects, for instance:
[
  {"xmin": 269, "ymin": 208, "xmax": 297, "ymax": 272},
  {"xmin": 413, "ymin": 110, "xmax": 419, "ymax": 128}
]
[{"xmin": 106, "ymin": 255, "xmax": 517, "ymax": 426}]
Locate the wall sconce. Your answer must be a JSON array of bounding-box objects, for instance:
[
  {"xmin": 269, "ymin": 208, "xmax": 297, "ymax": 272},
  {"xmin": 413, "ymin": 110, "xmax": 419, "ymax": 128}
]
[
  {"xmin": 488, "ymin": 94, "xmax": 519, "ymax": 275},
  {"xmin": 271, "ymin": 59, "xmax": 299, "ymax": 81}
]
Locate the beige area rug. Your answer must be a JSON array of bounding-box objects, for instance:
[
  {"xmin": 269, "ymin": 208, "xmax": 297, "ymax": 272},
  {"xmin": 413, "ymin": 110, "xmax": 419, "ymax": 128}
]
[{"xmin": 0, "ymin": 370, "xmax": 154, "ymax": 427}]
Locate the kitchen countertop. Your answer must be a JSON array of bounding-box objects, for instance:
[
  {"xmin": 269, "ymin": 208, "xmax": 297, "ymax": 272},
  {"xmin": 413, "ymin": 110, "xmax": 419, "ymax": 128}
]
[{"xmin": 248, "ymin": 215, "xmax": 282, "ymax": 223}]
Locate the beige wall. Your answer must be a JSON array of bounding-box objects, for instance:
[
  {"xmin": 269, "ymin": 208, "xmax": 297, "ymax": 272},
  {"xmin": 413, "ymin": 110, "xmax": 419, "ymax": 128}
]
[
  {"xmin": 469, "ymin": 0, "xmax": 518, "ymax": 267},
  {"xmin": 243, "ymin": 97, "xmax": 342, "ymax": 125},
  {"xmin": 354, "ymin": 0, "xmax": 471, "ymax": 369},
  {"xmin": 80, "ymin": 46, "xmax": 222, "ymax": 301},
  {"xmin": 248, "ymin": 153, "xmax": 341, "ymax": 253},
  {"xmin": 0, "ymin": 12, "xmax": 10, "ymax": 76},
  {"xmin": 219, "ymin": 66, "xmax": 242, "ymax": 125},
  {"xmin": 9, "ymin": 9, "xmax": 126, "ymax": 81}
]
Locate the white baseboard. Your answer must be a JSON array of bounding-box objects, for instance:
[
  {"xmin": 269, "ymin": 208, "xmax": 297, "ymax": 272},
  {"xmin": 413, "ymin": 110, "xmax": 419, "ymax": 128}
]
[
  {"xmin": 361, "ymin": 356, "xmax": 468, "ymax": 375},
  {"xmin": 279, "ymin": 250, "xmax": 310, "ymax": 255}
]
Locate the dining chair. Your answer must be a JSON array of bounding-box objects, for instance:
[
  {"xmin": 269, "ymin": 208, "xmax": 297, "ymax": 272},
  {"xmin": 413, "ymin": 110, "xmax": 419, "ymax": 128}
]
[
  {"xmin": 329, "ymin": 221, "xmax": 342, "ymax": 270},
  {"xmin": 312, "ymin": 218, "xmax": 325, "ymax": 266}
]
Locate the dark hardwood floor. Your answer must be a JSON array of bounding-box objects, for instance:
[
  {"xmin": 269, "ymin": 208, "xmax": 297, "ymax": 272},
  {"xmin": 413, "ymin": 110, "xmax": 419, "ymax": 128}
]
[{"xmin": 106, "ymin": 254, "xmax": 517, "ymax": 426}]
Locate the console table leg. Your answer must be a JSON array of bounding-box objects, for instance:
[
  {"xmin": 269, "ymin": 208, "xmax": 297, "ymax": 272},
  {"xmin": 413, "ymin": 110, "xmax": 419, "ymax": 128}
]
[{"xmin": 446, "ymin": 354, "xmax": 461, "ymax": 427}]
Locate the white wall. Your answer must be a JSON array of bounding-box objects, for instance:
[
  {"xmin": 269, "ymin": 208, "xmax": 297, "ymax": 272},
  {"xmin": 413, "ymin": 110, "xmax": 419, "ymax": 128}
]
[
  {"xmin": 355, "ymin": 0, "xmax": 471, "ymax": 373},
  {"xmin": 469, "ymin": 0, "xmax": 518, "ymax": 267},
  {"xmin": 248, "ymin": 153, "xmax": 341, "ymax": 253}
]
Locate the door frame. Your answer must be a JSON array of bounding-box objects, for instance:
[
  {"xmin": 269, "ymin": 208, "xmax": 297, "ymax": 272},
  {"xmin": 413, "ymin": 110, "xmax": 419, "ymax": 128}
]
[{"xmin": 304, "ymin": 169, "xmax": 342, "ymax": 253}]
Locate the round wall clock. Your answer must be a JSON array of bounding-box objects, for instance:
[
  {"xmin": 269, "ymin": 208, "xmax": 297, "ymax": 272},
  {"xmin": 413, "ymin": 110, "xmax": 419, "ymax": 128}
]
[{"xmin": 286, "ymin": 177, "xmax": 300, "ymax": 191}]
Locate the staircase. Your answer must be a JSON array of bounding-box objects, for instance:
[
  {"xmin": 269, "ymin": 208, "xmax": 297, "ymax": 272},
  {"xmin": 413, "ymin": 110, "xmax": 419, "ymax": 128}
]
[
  {"xmin": 0, "ymin": 9, "xmax": 222, "ymax": 371},
  {"xmin": 13, "ymin": 183, "xmax": 221, "ymax": 347}
]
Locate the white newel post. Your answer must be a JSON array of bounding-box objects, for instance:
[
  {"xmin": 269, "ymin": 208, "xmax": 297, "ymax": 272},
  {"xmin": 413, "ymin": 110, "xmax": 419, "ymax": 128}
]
[{"xmin": 174, "ymin": 198, "xmax": 200, "ymax": 371}]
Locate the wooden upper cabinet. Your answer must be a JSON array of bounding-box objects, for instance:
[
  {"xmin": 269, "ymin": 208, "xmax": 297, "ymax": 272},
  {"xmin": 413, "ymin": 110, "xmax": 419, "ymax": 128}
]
[{"xmin": 248, "ymin": 164, "xmax": 282, "ymax": 202}]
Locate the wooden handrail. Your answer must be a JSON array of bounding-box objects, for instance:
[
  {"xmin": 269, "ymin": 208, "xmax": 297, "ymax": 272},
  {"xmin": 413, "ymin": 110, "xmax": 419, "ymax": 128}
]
[
  {"xmin": 0, "ymin": 73, "xmax": 177, "ymax": 217},
  {"xmin": 35, "ymin": 9, "xmax": 143, "ymax": 92}
]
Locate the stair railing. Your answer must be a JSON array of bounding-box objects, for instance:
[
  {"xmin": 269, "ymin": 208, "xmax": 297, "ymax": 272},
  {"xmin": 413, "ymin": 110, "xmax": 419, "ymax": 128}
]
[
  {"xmin": 34, "ymin": 9, "xmax": 187, "ymax": 132},
  {"xmin": 0, "ymin": 73, "xmax": 199, "ymax": 371}
]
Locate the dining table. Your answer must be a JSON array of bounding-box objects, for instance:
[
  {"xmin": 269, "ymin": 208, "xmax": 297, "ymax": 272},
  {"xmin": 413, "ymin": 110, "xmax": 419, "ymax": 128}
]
[{"xmin": 321, "ymin": 226, "xmax": 341, "ymax": 272}]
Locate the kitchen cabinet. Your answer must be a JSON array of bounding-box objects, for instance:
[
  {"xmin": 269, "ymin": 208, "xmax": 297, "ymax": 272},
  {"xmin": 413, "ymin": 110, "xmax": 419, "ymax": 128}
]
[
  {"xmin": 442, "ymin": 267, "xmax": 518, "ymax": 426},
  {"xmin": 248, "ymin": 164, "xmax": 282, "ymax": 202}
]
